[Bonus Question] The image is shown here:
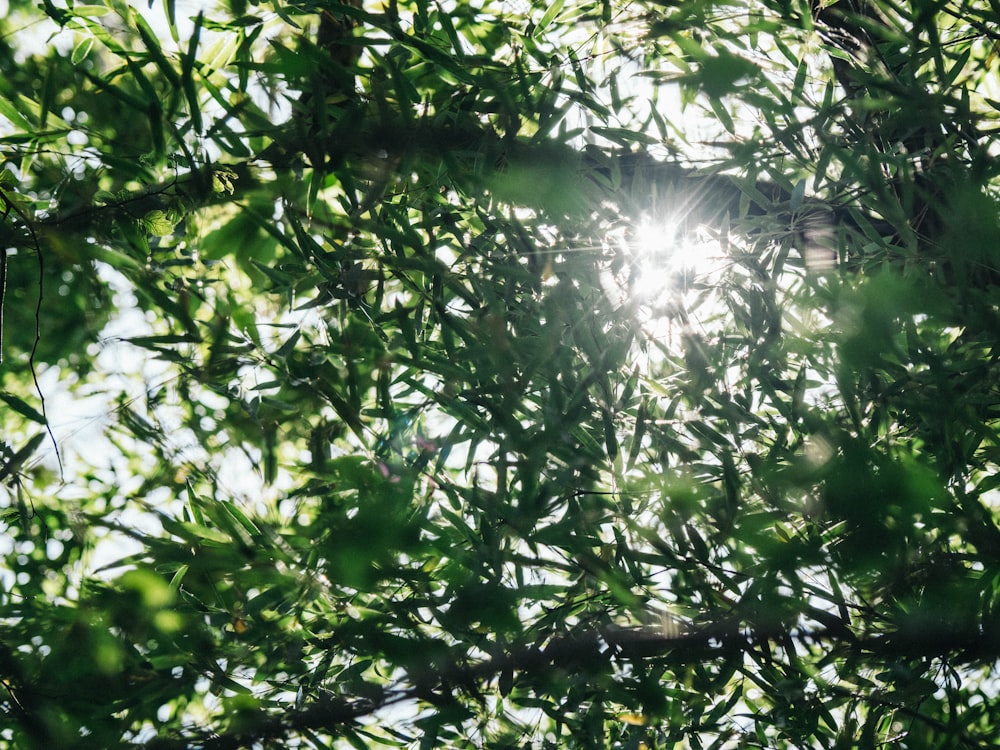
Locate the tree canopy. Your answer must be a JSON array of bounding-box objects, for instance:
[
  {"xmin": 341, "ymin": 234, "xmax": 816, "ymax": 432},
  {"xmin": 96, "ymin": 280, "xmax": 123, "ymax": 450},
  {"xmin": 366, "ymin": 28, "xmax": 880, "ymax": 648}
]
[{"xmin": 3, "ymin": 0, "xmax": 1000, "ymax": 747}]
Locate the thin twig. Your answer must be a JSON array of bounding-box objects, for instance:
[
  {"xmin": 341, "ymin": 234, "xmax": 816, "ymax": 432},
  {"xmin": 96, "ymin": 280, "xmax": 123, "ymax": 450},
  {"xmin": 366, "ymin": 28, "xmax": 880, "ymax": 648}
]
[{"xmin": 0, "ymin": 187, "xmax": 63, "ymax": 477}]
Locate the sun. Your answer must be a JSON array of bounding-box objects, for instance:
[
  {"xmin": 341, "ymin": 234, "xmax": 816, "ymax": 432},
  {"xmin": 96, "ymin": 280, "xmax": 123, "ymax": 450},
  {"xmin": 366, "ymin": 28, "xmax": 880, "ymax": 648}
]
[{"xmin": 624, "ymin": 213, "xmax": 725, "ymax": 308}]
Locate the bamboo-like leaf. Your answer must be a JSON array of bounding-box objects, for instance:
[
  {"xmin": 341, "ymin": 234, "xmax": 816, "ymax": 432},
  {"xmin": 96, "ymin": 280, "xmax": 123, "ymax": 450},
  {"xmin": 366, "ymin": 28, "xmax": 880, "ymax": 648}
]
[
  {"xmin": 535, "ymin": 0, "xmax": 565, "ymax": 36},
  {"xmin": 0, "ymin": 433, "xmax": 45, "ymax": 482}
]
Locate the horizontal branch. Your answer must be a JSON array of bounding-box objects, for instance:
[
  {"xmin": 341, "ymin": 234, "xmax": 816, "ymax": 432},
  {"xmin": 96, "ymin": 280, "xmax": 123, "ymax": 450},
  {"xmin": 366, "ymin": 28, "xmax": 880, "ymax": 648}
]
[
  {"xmin": 3, "ymin": 115, "xmax": 893, "ymax": 264},
  {"xmin": 127, "ymin": 612, "xmax": 998, "ymax": 750}
]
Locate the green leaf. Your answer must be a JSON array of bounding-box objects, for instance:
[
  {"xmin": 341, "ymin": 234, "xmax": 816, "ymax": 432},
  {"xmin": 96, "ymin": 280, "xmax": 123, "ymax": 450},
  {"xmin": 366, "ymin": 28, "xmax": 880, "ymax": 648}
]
[
  {"xmin": 0, "ymin": 433, "xmax": 46, "ymax": 481},
  {"xmin": 790, "ymin": 178, "xmax": 805, "ymax": 211},
  {"xmin": 143, "ymin": 210, "xmax": 176, "ymax": 236},
  {"xmin": 535, "ymin": 0, "xmax": 565, "ymax": 35},
  {"xmin": 71, "ymin": 35, "xmax": 94, "ymax": 65},
  {"xmin": 0, "ymin": 391, "xmax": 46, "ymax": 424},
  {"xmin": 0, "ymin": 95, "xmax": 34, "ymax": 130}
]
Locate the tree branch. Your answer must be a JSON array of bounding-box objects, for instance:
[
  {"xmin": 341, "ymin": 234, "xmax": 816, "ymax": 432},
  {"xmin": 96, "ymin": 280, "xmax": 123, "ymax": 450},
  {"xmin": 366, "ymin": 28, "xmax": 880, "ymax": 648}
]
[
  {"xmin": 12, "ymin": 118, "xmax": 887, "ymax": 268},
  {"xmin": 129, "ymin": 612, "xmax": 1000, "ymax": 749}
]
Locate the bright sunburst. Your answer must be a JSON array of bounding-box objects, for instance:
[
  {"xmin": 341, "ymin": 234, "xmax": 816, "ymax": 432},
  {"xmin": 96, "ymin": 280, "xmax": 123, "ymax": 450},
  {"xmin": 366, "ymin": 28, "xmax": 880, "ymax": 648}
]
[{"xmin": 623, "ymin": 213, "xmax": 726, "ymax": 310}]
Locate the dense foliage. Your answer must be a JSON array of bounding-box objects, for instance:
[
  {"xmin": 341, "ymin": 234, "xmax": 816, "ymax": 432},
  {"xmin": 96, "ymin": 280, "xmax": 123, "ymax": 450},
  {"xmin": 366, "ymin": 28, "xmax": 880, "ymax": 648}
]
[{"xmin": 3, "ymin": 0, "xmax": 1000, "ymax": 747}]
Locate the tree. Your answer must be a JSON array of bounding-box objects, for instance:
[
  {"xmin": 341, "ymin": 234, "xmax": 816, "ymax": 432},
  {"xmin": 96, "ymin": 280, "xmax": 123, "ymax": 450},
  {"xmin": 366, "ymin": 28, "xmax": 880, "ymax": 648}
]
[{"xmin": 2, "ymin": 0, "xmax": 1000, "ymax": 746}]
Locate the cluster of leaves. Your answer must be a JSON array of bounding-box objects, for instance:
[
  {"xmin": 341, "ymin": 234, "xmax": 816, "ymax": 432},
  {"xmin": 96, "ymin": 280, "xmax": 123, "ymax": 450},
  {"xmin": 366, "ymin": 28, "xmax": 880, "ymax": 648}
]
[{"xmin": 2, "ymin": 0, "xmax": 1000, "ymax": 748}]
